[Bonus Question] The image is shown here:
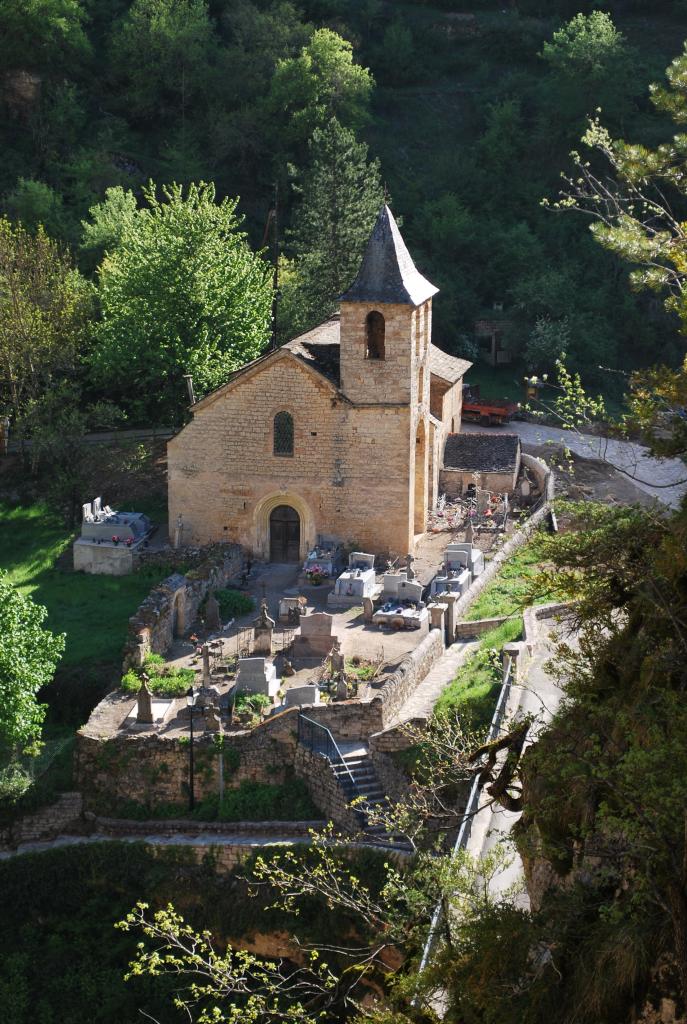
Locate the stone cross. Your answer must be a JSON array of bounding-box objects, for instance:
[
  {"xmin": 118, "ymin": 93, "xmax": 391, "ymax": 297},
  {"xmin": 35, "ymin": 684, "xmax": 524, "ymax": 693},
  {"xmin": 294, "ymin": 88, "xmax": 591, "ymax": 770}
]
[
  {"xmin": 205, "ymin": 591, "xmax": 221, "ymax": 631},
  {"xmin": 136, "ymin": 676, "xmax": 154, "ymax": 724},
  {"xmin": 465, "ymin": 518, "xmax": 475, "ymax": 544},
  {"xmin": 330, "ymin": 636, "xmax": 345, "ymax": 679},
  {"xmin": 253, "ymin": 597, "xmax": 275, "ymax": 655},
  {"xmin": 405, "ymin": 553, "xmax": 416, "ymax": 580}
]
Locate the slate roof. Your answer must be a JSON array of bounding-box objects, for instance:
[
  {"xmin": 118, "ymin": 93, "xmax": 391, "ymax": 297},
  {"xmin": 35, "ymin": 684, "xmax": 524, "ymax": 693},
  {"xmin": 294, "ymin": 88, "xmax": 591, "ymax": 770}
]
[
  {"xmin": 340, "ymin": 205, "xmax": 439, "ymax": 306},
  {"xmin": 429, "ymin": 345, "xmax": 472, "ymax": 384},
  {"xmin": 284, "ymin": 315, "xmax": 342, "ymax": 386},
  {"xmin": 443, "ymin": 432, "xmax": 520, "ymax": 473}
]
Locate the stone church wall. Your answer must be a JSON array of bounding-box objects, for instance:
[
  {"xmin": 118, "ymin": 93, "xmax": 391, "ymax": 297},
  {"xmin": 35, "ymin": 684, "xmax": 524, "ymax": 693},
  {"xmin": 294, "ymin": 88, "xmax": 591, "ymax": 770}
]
[{"xmin": 168, "ymin": 355, "xmax": 415, "ymax": 559}]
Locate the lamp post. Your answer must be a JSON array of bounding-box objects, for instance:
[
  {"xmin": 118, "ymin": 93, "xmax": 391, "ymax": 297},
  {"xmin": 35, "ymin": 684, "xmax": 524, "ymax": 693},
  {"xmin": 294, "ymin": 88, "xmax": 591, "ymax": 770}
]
[{"xmin": 186, "ymin": 686, "xmax": 200, "ymax": 811}]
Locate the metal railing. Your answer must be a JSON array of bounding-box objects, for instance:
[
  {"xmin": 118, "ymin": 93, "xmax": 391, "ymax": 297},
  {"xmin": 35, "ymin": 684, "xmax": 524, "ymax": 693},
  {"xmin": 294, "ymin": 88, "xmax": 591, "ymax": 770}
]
[
  {"xmin": 297, "ymin": 714, "xmax": 360, "ymax": 800},
  {"xmin": 416, "ymin": 656, "xmax": 515, "ymax": 979}
]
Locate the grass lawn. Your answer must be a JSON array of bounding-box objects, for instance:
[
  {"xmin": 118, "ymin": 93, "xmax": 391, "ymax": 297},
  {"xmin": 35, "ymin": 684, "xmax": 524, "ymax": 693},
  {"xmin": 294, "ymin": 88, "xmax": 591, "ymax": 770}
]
[
  {"xmin": 466, "ymin": 534, "xmax": 553, "ymax": 622},
  {"xmin": 0, "ymin": 502, "xmax": 159, "ymax": 667},
  {"xmin": 434, "ymin": 620, "xmax": 523, "ymax": 732}
]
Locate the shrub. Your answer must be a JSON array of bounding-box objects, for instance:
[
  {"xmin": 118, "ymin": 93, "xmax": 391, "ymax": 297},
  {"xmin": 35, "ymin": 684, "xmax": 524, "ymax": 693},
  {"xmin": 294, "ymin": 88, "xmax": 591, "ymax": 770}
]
[
  {"xmin": 214, "ymin": 588, "xmax": 254, "ymax": 619},
  {"xmin": 120, "ymin": 656, "xmax": 195, "ymax": 697}
]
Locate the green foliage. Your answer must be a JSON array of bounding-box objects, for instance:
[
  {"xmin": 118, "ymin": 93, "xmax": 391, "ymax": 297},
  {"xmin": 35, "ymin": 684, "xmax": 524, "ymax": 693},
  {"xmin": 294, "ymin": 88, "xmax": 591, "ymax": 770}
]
[
  {"xmin": 4, "ymin": 178, "xmax": 66, "ymax": 237},
  {"xmin": 466, "ymin": 535, "xmax": 550, "ymax": 621},
  {"xmin": 120, "ymin": 656, "xmax": 195, "ymax": 697},
  {"xmin": 80, "ymin": 186, "xmax": 137, "ymax": 263},
  {"xmin": 234, "ymin": 692, "xmax": 272, "ymax": 715},
  {"xmin": 270, "ymin": 28, "xmax": 374, "ymax": 144},
  {"xmin": 115, "ymin": 777, "xmax": 320, "ymax": 822},
  {"xmin": 0, "ymin": 569, "xmax": 64, "ymax": 756},
  {"xmin": 214, "ymin": 588, "xmax": 254, "ymax": 619},
  {"xmin": 0, "ymin": 0, "xmax": 91, "ymax": 75},
  {"xmin": 525, "ymin": 315, "xmax": 571, "ymax": 373},
  {"xmin": 92, "ymin": 181, "xmax": 272, "ymax": 422}
]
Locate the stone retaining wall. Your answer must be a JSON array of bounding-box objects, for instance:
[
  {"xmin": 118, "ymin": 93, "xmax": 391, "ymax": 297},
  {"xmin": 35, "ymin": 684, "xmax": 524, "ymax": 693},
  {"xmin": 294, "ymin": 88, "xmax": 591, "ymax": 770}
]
[
  {"xmin": 0, "ymin": 792, "xmax": 84, "ymax": 851},
  {"xmin": 454, "ymin": 615, "xmax": 509, "ymax": 638},
  {"xmin": 377, "ymin": 629, "xmax": 445, "ymax": 729},
  {"xmin": 123, "ymin": 542, "xmax": 244, "ymax": 669},
  {"xmin": 91, "ymin": 815, "xmax": 325, "ymax": 837}
]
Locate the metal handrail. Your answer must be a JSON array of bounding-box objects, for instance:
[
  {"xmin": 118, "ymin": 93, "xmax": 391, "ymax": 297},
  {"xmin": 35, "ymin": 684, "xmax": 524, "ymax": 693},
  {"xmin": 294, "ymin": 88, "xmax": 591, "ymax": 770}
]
[
  {"xmin": 297, "ymin": 714, "xmax": 360, "ymax": 797},
  {"xmin": 416, "ymin": 657, "xmax": 515, "ymax": 979}
]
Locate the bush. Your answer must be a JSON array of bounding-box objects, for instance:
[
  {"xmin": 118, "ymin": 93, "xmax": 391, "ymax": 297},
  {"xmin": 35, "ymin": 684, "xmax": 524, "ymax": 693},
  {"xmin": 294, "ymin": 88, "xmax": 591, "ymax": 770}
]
[
  {"xmin": 214, "ymin": 588, "xmax": 254, "ymax": 619},
  {"xmin": 195, "ymin": 778, "xmax": 321, "ymax": 822}
]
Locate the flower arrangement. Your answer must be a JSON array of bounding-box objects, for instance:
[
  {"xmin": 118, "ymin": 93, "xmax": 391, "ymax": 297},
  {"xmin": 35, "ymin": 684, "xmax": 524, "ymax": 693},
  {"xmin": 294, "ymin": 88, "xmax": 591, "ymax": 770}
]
[
  {"xmin": 111, "ymin": 535, "xmax": 120, "ymax": 545},
  {"xmin": 305, "ymin": 564, "xmax": 328, "ymax": 585}
]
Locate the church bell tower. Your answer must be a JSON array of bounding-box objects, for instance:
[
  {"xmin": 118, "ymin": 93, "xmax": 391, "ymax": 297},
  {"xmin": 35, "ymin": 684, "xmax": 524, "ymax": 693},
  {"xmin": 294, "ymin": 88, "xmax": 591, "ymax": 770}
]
[{"xmin": 338, "ymin": 205, "xmax": 438, "ymax": 408}]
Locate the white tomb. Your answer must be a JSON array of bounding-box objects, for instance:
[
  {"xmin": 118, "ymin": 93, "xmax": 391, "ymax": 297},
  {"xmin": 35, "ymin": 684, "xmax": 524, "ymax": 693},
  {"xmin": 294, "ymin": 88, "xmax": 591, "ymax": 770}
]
[
  {"xmin": 328, "ymin": 552, "xmax": 377, "ymax": 608},
  {"xmin": 430, "ymin": 566, "xmax": 472, "ymax": 597},
  {"xmin": 236, "ymin": 657, "xmax": 280, "ymax": 698},
  {"xmin": 445, "ymin": 542, "xmax": 485, "ymax": 578}
]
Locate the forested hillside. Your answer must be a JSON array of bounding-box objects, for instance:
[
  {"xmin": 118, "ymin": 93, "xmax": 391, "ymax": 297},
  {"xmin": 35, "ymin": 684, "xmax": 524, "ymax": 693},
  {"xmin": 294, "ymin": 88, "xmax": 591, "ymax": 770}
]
[{"xmin": 2, "ymin": 0, "xmax": 687, "ymax": 421}]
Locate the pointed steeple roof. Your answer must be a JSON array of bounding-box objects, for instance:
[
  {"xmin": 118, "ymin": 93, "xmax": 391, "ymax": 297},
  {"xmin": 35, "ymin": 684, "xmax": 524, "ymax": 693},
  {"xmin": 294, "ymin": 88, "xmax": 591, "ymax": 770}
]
[{"xmin": 340, "ymin": 205, "xmax": 439, "ymax": 306}]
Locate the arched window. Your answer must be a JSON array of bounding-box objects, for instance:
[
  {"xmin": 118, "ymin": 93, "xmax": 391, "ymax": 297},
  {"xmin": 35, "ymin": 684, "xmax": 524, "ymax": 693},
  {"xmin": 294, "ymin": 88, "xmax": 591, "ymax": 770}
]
[
  {"xmin": 273, "ymin": 411, "xmax": 294, "ymax": 456},
  {"xmin": 365, "ymin": 310, "xmax": 385, "ymax": 360}
]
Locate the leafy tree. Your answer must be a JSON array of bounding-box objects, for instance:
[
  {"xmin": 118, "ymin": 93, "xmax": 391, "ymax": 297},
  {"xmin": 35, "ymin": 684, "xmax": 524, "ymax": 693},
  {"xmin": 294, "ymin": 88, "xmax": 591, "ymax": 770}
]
[
  {"xmin": 92, "ymin": 181, "xmax": 272, "ymax": 423},
  {"xmin": 269, "ymin": 28, "xmax": 374, "ymax": 145},
  {"xmin": 0, "ymin": 218, "xmax": 92, "ymax": 423},
  {"xmin": 0, "ymin": 0, "xmax": 90, "ymax": 74},
  {"xmin": 525, "ymin": 315, "xmax": 571, "ymax": 372},
  {"xmin": 4, "ymin": 178, "xmax": 65, "ymax": 237},
  {"xmin": 0, "ymin": 571, "xmax": 64, "ymax": 757},
  {"xmin": 285, "ymin": 118, "xmax": 383, "ymax": 333},
  {"xmin": 109, "ymin": 0, "xmax": 217, "ymax": 129},
  {"xmin": 80, "ymin": 186, "xmax": 138, "ymax": 262}
]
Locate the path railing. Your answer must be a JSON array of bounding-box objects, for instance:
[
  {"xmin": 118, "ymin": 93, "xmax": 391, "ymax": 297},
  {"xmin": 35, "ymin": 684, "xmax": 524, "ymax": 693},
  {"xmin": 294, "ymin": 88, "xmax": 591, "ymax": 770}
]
[
  {"xmin": 416, "ymin": 656, "xmax": 515, "ymax": 979},
  {"xmin": 297, "ymin": 714, "xmax": 360, "ymax": 800}
]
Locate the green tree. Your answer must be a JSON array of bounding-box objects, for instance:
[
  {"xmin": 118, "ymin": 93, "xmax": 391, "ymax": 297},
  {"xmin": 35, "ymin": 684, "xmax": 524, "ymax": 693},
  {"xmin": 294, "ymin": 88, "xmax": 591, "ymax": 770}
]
[
  {"xmin": 0, "ymin": 571, "xmax": 64, "ymax": 757},
  {"xmin": 4, "ymin": 178, "xmax": 65, "ymax": 238},
  {"xmin": 269, "ymin": 28, "xmax": 374, "ymax": 145},
  {"xmin": 525, "ymin": 315, "xmax": 571, "ymax": 373},
  {"xmin": 109, "ymin": 0, "xmax": 217, "ymax": 130},
  {"xmin": 92, "ymin": 181, "xmax": 272, "ymax": 423},
  {"xmin": 0, "ymin": 218, "xmax": 92, "ymax": 423},
  {"xmin": 286, "ymin": 118, "xmax": 383, "ymax": 333},
  {"xmin": 80, "ymin": 186, "xmax": 137, "ymax": 262},
  {"xmin": 0, "ymin": 0, "xmax": 90, "ymax": 74}
]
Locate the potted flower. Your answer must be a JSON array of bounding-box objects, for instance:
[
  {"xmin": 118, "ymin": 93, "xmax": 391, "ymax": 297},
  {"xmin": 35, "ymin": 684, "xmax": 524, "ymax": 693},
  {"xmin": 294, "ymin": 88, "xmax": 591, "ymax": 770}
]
[
  {"xmin": 305, "ymin": 564, "xmax": 327, "ymax": 585},
  {"xmin": 112, "ymin": 535, "xmax": 120, "ymax": 546}
]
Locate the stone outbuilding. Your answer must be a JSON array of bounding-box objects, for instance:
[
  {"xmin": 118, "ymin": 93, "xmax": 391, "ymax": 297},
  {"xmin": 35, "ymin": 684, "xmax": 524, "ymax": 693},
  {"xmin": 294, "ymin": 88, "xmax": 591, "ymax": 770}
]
[
  {"xmin": 168, "ymin": 206, "xmax": 472, "ymax": 560},
  {"xmin": 440, "ymin": 432, "xmax": 521, "ymax": 495}
]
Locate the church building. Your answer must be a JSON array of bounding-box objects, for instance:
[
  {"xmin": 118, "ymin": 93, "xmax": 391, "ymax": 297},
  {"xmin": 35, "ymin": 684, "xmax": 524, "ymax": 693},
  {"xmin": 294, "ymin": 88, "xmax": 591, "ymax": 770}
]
[{"xmin": 168, "ymin": 206, "xmax": 471, "ymax": 560}]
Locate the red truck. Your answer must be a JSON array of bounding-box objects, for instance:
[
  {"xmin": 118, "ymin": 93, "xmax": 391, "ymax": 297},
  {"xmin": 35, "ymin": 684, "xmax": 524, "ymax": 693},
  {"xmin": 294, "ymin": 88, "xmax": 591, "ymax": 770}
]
[{"xmin": 461, "ymin": 384, "xmax": 519, "ymax": 426}]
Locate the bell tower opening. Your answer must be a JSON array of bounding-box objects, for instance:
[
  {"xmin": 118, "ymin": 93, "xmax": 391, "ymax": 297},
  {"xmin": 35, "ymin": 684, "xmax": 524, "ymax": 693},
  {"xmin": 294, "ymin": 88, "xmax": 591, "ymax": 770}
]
[{"xmin": 365, "ymin": 311, "xmax": 385, "ymax": 360}]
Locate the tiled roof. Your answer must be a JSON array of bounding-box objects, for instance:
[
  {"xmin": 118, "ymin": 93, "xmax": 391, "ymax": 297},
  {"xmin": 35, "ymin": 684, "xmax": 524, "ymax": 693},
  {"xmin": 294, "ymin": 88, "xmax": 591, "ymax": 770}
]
[
  {"xmin": 340, "ymin": 205, "xmax": 439, "ymax": 306},
  {"xmin": 284, "ymin": 316, "xmax": 341, "ymax": 385},
  {"xmin": 443, "ymin": 432, "xmax": 520, "ymax": 472},
  {"xmin": 429, "ymin": 345, "xmax": 472, "ymax": 383}
]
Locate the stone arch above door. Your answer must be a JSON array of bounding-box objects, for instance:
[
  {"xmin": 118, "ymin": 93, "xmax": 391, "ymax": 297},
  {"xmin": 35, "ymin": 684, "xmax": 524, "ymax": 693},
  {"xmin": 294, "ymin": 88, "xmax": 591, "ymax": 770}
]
[{"xmin": 253, "ymin": 492, "xmax": 314, "ymax": 562}]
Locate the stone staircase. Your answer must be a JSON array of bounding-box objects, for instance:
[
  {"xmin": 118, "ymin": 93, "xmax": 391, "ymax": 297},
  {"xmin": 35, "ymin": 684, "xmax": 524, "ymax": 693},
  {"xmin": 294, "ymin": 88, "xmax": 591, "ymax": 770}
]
[{"xmin": 334, "ymin": 744, "xmax": 412, "ymax": 851}]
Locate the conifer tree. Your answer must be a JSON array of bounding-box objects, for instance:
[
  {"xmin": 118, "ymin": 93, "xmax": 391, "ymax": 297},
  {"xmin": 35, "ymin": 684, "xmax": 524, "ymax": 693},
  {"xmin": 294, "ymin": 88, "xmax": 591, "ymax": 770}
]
[{"xmin": 284, "ymin": 118, "xmax": 384, "ymax": 337}]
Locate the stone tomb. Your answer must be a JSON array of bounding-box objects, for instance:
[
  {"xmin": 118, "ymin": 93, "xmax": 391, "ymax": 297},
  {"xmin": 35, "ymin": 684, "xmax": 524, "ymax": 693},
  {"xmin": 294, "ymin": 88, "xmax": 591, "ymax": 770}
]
[
  {"xmin": 373, "ymin": 571, "xmax": 428, "ymax": 630},
  {"xmin": 292, "ymin": 612, "xmax": 335, "ymax": 660},
  {"xmin": 283, "ymin": 685, "xmax": 321, "ymax": 708},
  {"xmin": 430, "ymin": 566, "xmax": 471, "ymax": 597},
  {"xmin": 328, "ymin": 551, "xmax": 377, "ymax": 609},
  {"xmin": 236, "ymin": 656, "xmax": 279, "ymax": 698},
  {"xmin": 445, "ymin": 542, "xmax": 485, "ymax": 578}
]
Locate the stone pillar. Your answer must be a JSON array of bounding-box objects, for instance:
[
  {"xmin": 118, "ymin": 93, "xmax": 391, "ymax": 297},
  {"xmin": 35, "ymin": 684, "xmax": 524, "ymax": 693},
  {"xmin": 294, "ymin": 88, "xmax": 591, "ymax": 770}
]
[
  {"xmin": 362, "ymin": 597, "xmax": 375, "ymax": 622},
  {"xmin": 429, "ymin": 602, "xmax": 448, "ymax": 642},
  {"xmin": 443, "ymin": 593, "xmax": 461, "ymax": 645}
]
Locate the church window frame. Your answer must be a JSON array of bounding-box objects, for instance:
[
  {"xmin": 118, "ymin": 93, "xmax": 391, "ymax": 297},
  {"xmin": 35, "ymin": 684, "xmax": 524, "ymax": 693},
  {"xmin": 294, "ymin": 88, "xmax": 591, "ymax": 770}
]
[
  {"xmin": 365, "ymin": 310, "xmax": 385, "ymax": 360},
  {"xmin": 273, "ymin": 411, "xmax": 294, "ymax": 457}
]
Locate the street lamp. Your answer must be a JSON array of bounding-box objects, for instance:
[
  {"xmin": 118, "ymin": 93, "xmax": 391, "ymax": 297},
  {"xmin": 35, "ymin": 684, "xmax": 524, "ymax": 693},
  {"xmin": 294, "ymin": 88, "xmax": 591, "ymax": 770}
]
[{"xmin": 186, "ymin": 686, "xmax": 201, "ymax": 811}]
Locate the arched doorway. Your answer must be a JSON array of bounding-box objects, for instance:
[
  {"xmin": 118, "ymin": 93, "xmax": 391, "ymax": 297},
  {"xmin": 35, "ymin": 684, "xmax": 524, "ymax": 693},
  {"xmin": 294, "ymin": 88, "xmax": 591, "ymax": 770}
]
[{"xmin": 269, "ymin": 505, "xmax": 301, "ymax": 562}]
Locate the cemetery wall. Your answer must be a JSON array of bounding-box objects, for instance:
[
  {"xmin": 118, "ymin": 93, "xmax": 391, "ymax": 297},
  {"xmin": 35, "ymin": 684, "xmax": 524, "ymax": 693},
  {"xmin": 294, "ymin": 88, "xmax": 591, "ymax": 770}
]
[
  {"xmin": 0, "ymin": 792, "xmax": 84, "ymax": 851},
  {"xmin": 122, "ymin": 542, "xmax": 244, "ymax": 668},
  {"xmin": 377, "ymin": 628, "xmax": 445, "ymax": 728}
]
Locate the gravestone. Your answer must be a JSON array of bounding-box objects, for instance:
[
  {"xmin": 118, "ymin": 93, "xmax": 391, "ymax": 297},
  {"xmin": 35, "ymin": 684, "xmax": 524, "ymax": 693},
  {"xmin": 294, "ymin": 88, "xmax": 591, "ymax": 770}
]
[
  {"xmin": 204, "ymin": 704, "xmax": 222, "ymax": 732},
  {"xmin": 236, "ymin": 656, "xmax": 279, "ymax": 698},
  {"xmin": 283, "ymin": 685, "xmax": 321, "ymax": 707},
  {"xmin": 253, "ymin": 598, "xmax": 275, "ymax": 655},
  {"xmin": 292, "ymin": 611, "xmax": 335, "ymax": 660},
  {"xmin": 330, "ymin": 636, "xmax": 345, "ymax": 679}
]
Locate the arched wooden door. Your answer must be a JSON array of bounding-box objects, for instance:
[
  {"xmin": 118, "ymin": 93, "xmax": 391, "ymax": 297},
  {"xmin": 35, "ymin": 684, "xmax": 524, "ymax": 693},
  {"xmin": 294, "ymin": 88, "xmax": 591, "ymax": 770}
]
[{"xmin": 269, "ymin": 504, "xmax": 300, "ymax": 562}]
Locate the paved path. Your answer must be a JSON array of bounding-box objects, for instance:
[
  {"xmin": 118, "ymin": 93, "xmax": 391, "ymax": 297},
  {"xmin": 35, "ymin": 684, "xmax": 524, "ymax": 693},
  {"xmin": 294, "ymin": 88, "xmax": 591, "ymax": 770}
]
[
  {"xmin": 386, "ymin": 640, "xmax": 479, "ymax": 728},
  {"xmin": 0, "ymin": 830, "xmax": 311, "ymax": 860},
  {"xmin": 463, "ymin": 422, "xmax": 687, "ymax": 507},
  {"xmin": 464, "ymin": 625, "xmax": 566, "ymax": 904}
]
